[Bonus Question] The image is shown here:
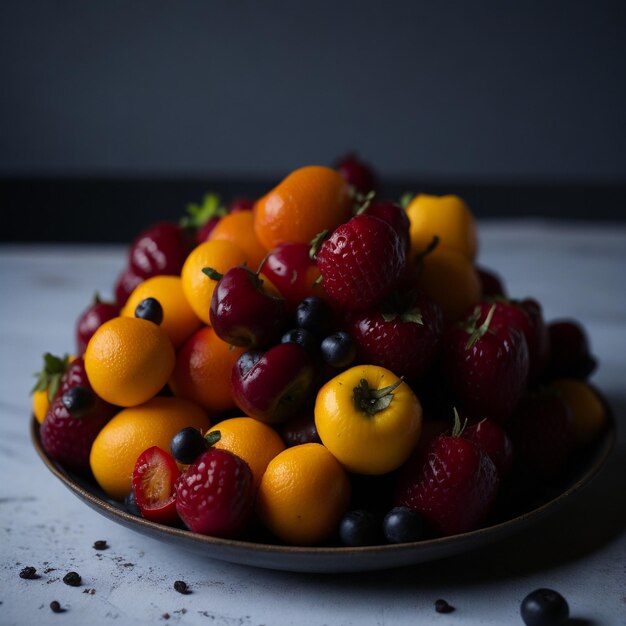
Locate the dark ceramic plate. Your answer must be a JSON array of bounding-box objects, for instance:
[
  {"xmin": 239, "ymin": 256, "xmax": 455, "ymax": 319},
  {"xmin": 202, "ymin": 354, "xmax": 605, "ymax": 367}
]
[{"xmin": 31, "ymin": 414, "xmax": 615, "ymax": 573}]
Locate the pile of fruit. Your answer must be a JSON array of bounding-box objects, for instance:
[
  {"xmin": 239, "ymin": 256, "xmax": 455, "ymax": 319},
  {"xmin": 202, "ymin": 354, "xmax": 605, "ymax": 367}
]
[{"xmin": 32, "ymin": 155, "xmax": 608, "ymax": 547}]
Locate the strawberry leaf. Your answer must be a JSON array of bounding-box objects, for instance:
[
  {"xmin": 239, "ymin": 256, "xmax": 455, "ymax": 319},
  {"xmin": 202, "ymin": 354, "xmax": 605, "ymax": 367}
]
[
  {"xmin": 32, "ymin": 352, "xmax": 71, "ymax": 400},
  {"xmin": 399, "ymin": 192, "xmax": 414, "ymax": 210},
  {"xmin": 180, "ymin": 193, "xmax": 227, "ymax": 229},
  {"xmin": 309, "ymin": 230, "xmax": 329, "ymax": 261},
  {"xmin": 465, "ymin": 304, "xmax": 496, "ymax": 350}
]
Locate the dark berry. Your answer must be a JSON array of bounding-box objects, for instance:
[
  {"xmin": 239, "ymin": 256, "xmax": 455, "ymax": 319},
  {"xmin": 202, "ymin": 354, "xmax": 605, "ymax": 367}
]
[
  {"xmin": 19, "ymin": 566, "xmax": 38, "ymax": 579},
  {"xmin": 63, "ymin": 571, "xmax": 82, "ymax": 586},
  {"xmin": 170, "ymin": 427, "xmax": 208, "ymax": 465},
  {"xmin": 93, "ymin": 540, "xmax": 108, "ymax": 550},
  {"xmin": 339, "ymin": 510, "xmax": 381, "ymax": 546},
  {"xmin": 50, "ymin": 600, "xmax": 64, "ymax": 613},
  {"xmin": 295, "ymin": 297, "xmax": 332, "ymax": 335},
  {"xmin": 521, "ymin": 589, "xmax": 569, "ymax": 626},
  {"xmin": 281, "ymin": 328, "xmax": 319, "ymax": 353},
  {"xmin": 124, "ymin": 489, "xmax": 141, "ymax": 516},
  {"xmin": 320, "ymin": 332, "xmax": 356, "ymax": 368},
  {"xmin": 135, "ymin": 297, "xmax": 164, "ymax": 325},
  {"xmin": 173, "ymin": 580, "xmax": 190, "ymax": 594},
  {"xmin": 435, "ymin": 599, "xmax": 455, "ymax": 614},
  {"xmin": 383, "ymin": 506, "xmax": 424, "ymax": 543},
  {"xmin": 61, "ymin": 386, "xmax": 96, "ymax": 418}
]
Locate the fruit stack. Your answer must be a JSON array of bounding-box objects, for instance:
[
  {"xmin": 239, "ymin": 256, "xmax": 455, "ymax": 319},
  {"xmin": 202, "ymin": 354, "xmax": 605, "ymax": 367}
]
[{"xmin": 33, "ymin": 155, "xmax": 607, "ymax": 547}]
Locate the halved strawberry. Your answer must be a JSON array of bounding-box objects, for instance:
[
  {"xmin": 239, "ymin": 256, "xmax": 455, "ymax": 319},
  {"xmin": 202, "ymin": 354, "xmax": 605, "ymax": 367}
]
[{"xmin": 132, "ymin": 447, "xmax": 181, "ymax": 525}]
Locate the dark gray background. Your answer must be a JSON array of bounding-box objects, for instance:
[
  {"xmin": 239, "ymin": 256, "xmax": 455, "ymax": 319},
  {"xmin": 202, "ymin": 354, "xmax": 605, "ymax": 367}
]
[{"xmin": 1, "ymin": 1, "xmax": 625, "ymax": 240}]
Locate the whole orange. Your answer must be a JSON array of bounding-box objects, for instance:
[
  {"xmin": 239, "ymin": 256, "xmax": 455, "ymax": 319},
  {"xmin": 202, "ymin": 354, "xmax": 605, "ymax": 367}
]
[{"xmin": 253, "ymin": 165, "xmax": 353, "ymax": 251}]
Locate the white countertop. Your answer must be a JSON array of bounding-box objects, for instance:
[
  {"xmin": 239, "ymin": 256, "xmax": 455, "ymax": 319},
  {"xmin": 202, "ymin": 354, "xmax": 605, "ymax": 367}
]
[{"xmin": 1, "ymin": 220, "xmax": 625, "ymax": 626}]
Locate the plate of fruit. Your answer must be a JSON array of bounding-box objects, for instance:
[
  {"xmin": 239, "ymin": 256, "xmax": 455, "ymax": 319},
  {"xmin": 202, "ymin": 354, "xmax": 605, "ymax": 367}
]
[{"xmin": 31, "ymin": 156, "xmax": 615, "ymax": 573}]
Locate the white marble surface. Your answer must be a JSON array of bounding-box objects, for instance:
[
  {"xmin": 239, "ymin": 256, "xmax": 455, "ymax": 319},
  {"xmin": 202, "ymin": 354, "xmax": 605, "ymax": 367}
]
[{"xmin": 1, "ymin": 220, "xmax": 625, "ymax": 626}]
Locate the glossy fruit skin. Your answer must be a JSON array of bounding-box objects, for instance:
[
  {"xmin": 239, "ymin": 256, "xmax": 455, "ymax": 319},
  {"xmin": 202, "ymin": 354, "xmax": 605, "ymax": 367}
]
[
  {"xmin": 210, "ymin": 266, "xmax": 287, "ymax": 349},
  {"xmin": 134, "ymin": 297, "xmax": 164, "ymax": 325},
  {"xmin": 335, "ymin": 153, "xmax": 378, "ymax": 195},
  {"xmin": 40, "ymin": 392, "xmax": 116, "ymax": 472},
  {"xmin": 132, "ymin": 446, "xmax": 181, "ymax": 525},
  {"xmin": 319, "ymin": 331, "xmax": 356, "ymax": 368},
  {"xmin": 339, "ymin": 510, "xmax": 381, "ymax": 546},
  {"xmin": 279, "ymin": 411, "xmax": 321, "ymax": 447},
  {"xmin": 262, "ymin": 243, "xmax": 327, "ymax": 312},
  {"xmin": 464, "ymin": 419, "xmax": 513, "ymax": 480},
  {"xmin": 114, "ymin": 267, "xmax": 143, "ymax": 307},
  {"xmin": 317, "ymin": 214, "xmax": 406, "ymax": 311},
  {"xmin": 281, "ymin": 328, "xmax": 318, "ymax": 354},
  {"xmin": 175, "ymin": 448, "xmax": 254, "ymax": 538},
  {"xmin": 314, "ymin": 365, "xmax": 422, "ymax": 475},
  {"xmin": 129, "ymin": 221, "xmax": 192, "ymax": 279},
  {"xmin": 345, "ymin": 290, "xmax": 444, "ymax": 381},
  {"xmin": 76, "ymin": 297, "xmax": 120, "ymax": 355},
  {"xmin": 520, "ymin": 588, "xmax": 569, "ymax": 626},
  {"xmin": 295, "ymin": 296, "xmax": 333, "ymax": 336},
  {"xmin": 545, "ymin": 320, "xmax": 597, "ymax": 380},
  {"xmin": 231, "ymin": 343, "xmax": 315, "ymax": 424},
  {"xmin": 363, "ymin": 200, "xmax": 410, "ymax": 254},
  {"xmin": 383, "ymin": 506, "xmax": 424, "ymax": 543},
  {"xmin": 442, "ymin": 307, "xmax": 530, "ymax": 422},
  {"xmin": 394, "ymin": 430, "xmax": 499, "ymax": 536},
  {"xmin": 56, "ymin": 357, "xmax": 89, "ymax": 398},
  {"xmin": 170, "ymin": 427, "xmax": 208, "ymax": 465}
]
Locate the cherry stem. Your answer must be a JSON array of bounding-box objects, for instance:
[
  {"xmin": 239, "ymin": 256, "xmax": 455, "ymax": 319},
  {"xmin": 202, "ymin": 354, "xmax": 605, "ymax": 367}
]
[
  {"xmin": 204, "ymin": 430, "xmax": 221, "ymax": 447},
  {"xmin": 202, "ymin": 267, "xmax": 223, "ymax": 282},
  {"xmin": 309, "ymin": 230, "xmax": 329, "ymax": 261},
  {"xmin": 353, "ymin": 377, "xmax": 403, "ymax": 417}
]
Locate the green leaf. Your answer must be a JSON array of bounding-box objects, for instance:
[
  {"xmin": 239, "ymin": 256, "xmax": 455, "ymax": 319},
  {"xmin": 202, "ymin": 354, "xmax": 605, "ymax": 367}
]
[
  {"xmin": 399, "ymin": 192, "xmax": 415, "ymax": 210},
  {"xmin": 180, "ymin": 193, "xmax": 227, "ymax": 229},
  {"xmin": 31, "ymin": 352, "xmax": 71, "ymax": 400},
  {"xmin": 309, "ymin": 229, "xmax": 329, "ymax": 261},
  {"xmin": 400, "ymin": 308, "xmax": 424, "ymax": 325}
]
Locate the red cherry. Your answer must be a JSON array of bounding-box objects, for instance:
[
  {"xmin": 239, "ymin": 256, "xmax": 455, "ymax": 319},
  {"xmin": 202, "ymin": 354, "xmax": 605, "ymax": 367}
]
[
  {"xmin": 114, "ymin": 267, "xmax": 143, "ymax": 307},
  {"xmin": 228, "ymin": 197, "xmax": 255, "ymax": 213},
  {"xmin": 335, "ymin": 153, "xmax": 378, "ymax": 195},
  {"xmin": 76, "ymin": 295, "xmax": 120, "ymax": 355}
]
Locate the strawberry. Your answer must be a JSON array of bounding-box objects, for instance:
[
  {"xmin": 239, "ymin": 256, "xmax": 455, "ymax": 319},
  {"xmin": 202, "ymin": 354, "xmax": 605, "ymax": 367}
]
[
  {"xmin": 442, "ymin": 304, "xmax": 530, "ymax": 422},
  {"xmin": 56, "ymin": 357, "xmax": 90, "ymax": 399},
  {"xmin": 175, "ymin": 448, "xmax": 255, "ymax": 538},
  {"xmin": 360, "ymin": 200, "xmax": 411, "ymax": 255},
  {"xmin": 335, "ymin": 153, "xmax": 378, "ymax": 195},
  {"xmin": 464, "ymin": 418, "xmax": 514, "ymax": 480},
  {"xmin": 544, "ymin": 319, "xmax": 597, "ymax": 380},
  {"xmin": 315, "ymin": 214, "xmax": 406, "ymax": 311},
  {"xmin": 345, "ymin": 289, "xmax": 444, "ymax": 381},
  {"xmin": 506, "ymin": 391, "xmax": 576, "ymax": 480},
  {"xmin": 129, "ymin": 221, "xmax": 192, "ymax": 279},
  {"xmin": 76, "ymin": 294, "xmax": 120, "ymax": 355},
  {"xmin": 394, "ymin": 411, "xmax": 499, "ymax": 536},
  {"xmin": 40, "ymin": 387, "xmax": 116, "ymax": 472}
]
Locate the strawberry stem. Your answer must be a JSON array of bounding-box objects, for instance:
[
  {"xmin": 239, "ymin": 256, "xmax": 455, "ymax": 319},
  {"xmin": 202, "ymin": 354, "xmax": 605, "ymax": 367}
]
[
  {"xmin": 353, "ymin": 377, "xmax": 403, "ymax": 417},
  {"xmin": 32, "ymin": 353, "xmax": 71, "ymax": 401},
  {"xmin": 309, "ymin": 230, "xmax": 329, "ymax": 261},
  {"xmin": 451, "ymin": 408, "xmax": 468, "ymax": 437},
  {"xmin": 465, "ymin": 303, "xmax": 496, "ymax": 350},
  {"xmin": 354, "ymin": 190, "xmax": 376, "ymax": 215}
]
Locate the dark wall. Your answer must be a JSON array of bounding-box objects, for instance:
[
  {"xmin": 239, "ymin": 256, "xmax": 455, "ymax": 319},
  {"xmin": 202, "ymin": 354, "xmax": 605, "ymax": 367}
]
[{"xmin": 2, "ymin": 1, "xmax": 625, "ymax": 182}]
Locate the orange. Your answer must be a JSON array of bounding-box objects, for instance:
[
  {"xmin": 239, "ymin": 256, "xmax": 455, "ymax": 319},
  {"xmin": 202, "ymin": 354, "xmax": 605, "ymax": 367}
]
[
  {"xmin": 207, "ymin": 417, "xmax": 286, "ymax": 491},
  {"xmin": 169, "ymin": 326, "xmax": 245, "ymax": 414},
  {"xmin": 549, "ymin": 378, "xmax": 607, "ymax": 444},
  {"xmin": 85, "ymin": 316, "xmax": 175, "ymax": 407},
  {"xmin": 406, "ymin": 193, "xmax": 478, "ymax": 261},
  {"xmin": 33, "ymin": 389, "xmax": 50, "ymax": 424},
  {"xmin": 121, "ymin": 275, "xmax": 202, "ymax": 349},
  {"xmin": 253, "ymin": 165, "xmax": 353, "ymax": 251},
  {"xmin": 89, "ymin": 396, "xmax": 209, "ymax": 500},
  {"xmin": 256, "ymin": 443, "xmax": 351, "ymax": 545},
  {"xmin": 209, "ymin": 210, "xmax": 268, "ymax": 272},
  {"xmin": 181, "ymin": 240, "xmax": 247, "ymax": 325},
  {"xmin": 416, "ymin": 247, "xmax": 481, "ymax": 322}
]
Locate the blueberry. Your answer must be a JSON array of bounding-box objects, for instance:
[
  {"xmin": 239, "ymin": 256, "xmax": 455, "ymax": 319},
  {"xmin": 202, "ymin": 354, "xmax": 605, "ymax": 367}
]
[
  {"xmin": 281, "ymin": 328, "xmax": 319, "ymax": 353},
  {"xmin": 124, "ymin": 488, "xmax": 141, "ymax": 516},
  {"xmin": 295, "ymin": 297, "xmax": 332, "ymax": 335},
  {"xmin": 135, "ymin": 297, "xmax": 164, "ymax": 325},
  {"xmin": 521, "ymin": 589, "xmax": 569, "ymax": 626},
  {"xmin": 383, "ymin": 506, "xmax": 423, "ymax": 543},
  {"xmin": 320, "ymin": 331, "xmax": 356, "ymax": 368},
  {"xmin": 61, "ymin": 386, "xmax": 96, "ymax": 418},
  {"xmin": 339, "ymin": 510, "xmax": 381, "ymax": 546},
  {"xmin": 170, "ymin": 427, "xmax": 208, "ymax": 464}
]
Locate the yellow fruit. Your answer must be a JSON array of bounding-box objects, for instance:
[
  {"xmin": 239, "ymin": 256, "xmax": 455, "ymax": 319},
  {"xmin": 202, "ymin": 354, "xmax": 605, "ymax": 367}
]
[
  {"xmin": 181, "ymin": 240, "xmax": 247, "ymax": 325},
  {"xmin": 549, "ymin": 378, "xmax": 607, "ymax": 444},
  {"xmin": 33, "ymin": 389, "xmax": 49, "ymax": 424},
  {"xmin": 85, "ymin": 316, "xmax": 175, "ymax": 407},
  {"xmin": 207, "ymin": 417, "xmax": 286, "ymax": 492},
  {"xmin": 89, "ymin": 396, "xmax": 209, "ymax": 500},
  {"xmin": 121, "ymin": 275, "xmax": 201, "ymax": 349},
  {"xmin": 256, "ymin": 443, "xmax": 350, "ymax": 545}
]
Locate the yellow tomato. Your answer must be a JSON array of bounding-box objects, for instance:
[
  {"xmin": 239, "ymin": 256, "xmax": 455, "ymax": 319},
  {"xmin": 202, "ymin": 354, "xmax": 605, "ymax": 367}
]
[{"xmin": 314, "ymin": 365, "xmax": 422, "ymax": 475}]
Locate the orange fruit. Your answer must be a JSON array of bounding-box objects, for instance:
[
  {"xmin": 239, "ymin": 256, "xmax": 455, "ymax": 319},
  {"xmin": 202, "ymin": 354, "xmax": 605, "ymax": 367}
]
[
  {"xmin": 207, "ymin": 417, "xmax": 286, "ymax": 491},
  {"xmin": 85, "ymin": 316, "xmax": 175, "ymax": 407},
  {"xmin": 90, "ymin": 396, "xmax": 209, "ymax": 500},
  {"xmin": 209, "ymin": 210, "xmax": 268, "ymax": 272},
  {"xmin": 169, "ymin": 326, "xmax": 245, "ymax": 414},
  {"xmin": 416, "ymin": 247, "xmax": 481, "ymax": 322},
  {"xmin": 256, "ymin": 443, "xmax": 351, "ymax": 545},
  {"xmin": 406, "ymin": 193, "xmax": 478, "ymax": 261},
  {"xmin": 549, "ymin": 378, "xmax": 607, "ymax": 444},
  {"xmin": 33, "ymin": 389, "xmax": 50, "ymax": 424},
  {"xmin": 253, "ymin": 165, "xmax": 353, "ymax": 251},
  {"xmin": 181, "ymin": 240, "xmax": 247, "ymax": 325},
  {"xmin": 121, "ymin": 275, "xmax": 202, "ymax": 349}
]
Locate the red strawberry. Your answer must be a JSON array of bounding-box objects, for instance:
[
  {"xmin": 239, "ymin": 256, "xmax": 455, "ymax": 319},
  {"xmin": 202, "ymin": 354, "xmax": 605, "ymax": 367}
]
[
  {"xmin": 544, "ymin": 319, "xmax": 597, "ymax": 380},
  {"xmin": 316, "ymin": 214, "xmax": 406, "ymax": 311},
  {"xmin": 114, "ymin": 266, "xmax": 143, "ymax": 306},
  {"xmin": 442, "ymin": 304, "xmax": 530, "ymax": 422},
  {"xmin": 129, "ymin": 221, "xmax": 192, "ymax": 279},
  {"xmin": 394, "ymin": 411, "xmax": 499, "ymax": 536},
  {"xmin": 335, "ymin": 153, "xmax": 378, "ymax": 195},
  {"xmin": 32, "ymin": 353, "xmax": 73, "ymax": 404},
  {"xmin": 345, "ymin": 290, "xmax": 444, "ymax": 381},
  {"xmin": 464, "ymin": 418, "xmax": 514, "ymax": 480},
  {"xmin": 56, "ymin": 357, "xmax": 90, "ymax": 399},
  {"xmin": 175, "ymin": 448, "xmax": 254, "ymax": 538},
  {"xmin": 361, "ymin": 200, "xmax": 411, "ymax": 255},
  {"xmin": 506, "ymin": 391, "xmax": 576, "ymax": 480},
  {"xmin": 40, "ymin": 387, "xmax": 116, "ymax": 472},
  {"xmin": 76, "ymin": 294, "xmax": 120, "ymax": 355}
]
